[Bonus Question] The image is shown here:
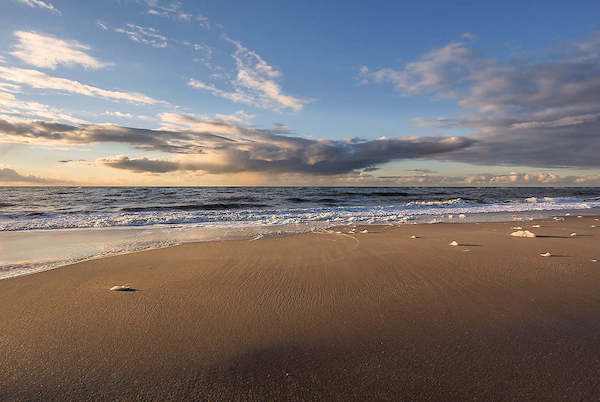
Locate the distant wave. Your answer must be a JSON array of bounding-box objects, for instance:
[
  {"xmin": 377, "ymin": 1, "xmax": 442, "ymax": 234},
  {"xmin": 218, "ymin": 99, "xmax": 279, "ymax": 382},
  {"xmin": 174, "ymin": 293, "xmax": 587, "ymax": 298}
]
[{"xmin": 120, "ymin": 203, "xmax": 270, "ymax": 212}]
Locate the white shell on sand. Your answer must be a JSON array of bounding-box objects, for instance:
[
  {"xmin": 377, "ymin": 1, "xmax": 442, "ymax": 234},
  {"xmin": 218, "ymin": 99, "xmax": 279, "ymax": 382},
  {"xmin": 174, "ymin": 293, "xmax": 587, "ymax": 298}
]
[
  {"xmin": 110, "ymin": 285, "xmax": 134, "ymax": 291},
  {"xmin": 449, "ymin": 241, "xmax": 459, "ymax": 246},
  {"xmin": 410, "ymin": 235, "xmax": 420, "ymax": 239},
  {"xmin": 566, "ymin": 213, "xmax": 571, "ymax": 216},
  {"xmin": 512, "ymin": 226, "xmax": 523, "ymax": 230},
  {"xmin": 553, "ymin": 217, "xmax": 564, "ymax": 221},
  {"xmin": 540, "ymin": 252, "xmax": 552, "ymax": 257},
  {"xmin": 570, "ymin": 232, "xmax": 577, "ymax": 237},
  {"xmin": 532, "ymin": 224, "xmax": 541, "ymax": 228},
  {"xmin": 592, "ymin": 259, "xmax": 598, "ymax": 263},
  {"xmin": 510, "ymin": 230, "xmax": 536, "ymax": 238},
  {"xmin": 577, "ymin": 216, "xmax": 583, "ymax": 218},
  {"xmin": 360, "ymin": 230, "xmax": 368, "ymax": 233}
]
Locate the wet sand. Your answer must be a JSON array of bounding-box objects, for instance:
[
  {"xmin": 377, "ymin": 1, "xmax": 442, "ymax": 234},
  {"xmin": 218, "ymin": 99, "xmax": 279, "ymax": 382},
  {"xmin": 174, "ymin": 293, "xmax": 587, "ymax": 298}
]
[{"xmin": 1, "ymin": 217, "xmax": 600, "ymax": 401}]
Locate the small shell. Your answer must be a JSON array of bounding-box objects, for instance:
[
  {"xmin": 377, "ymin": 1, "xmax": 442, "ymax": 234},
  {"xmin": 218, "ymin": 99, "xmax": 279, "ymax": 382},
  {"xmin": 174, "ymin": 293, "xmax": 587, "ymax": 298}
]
[
  {"xmin": 449, "ymin": 241, "xmax": 459, "ymax": 246},
  {"xmin": 540, "ymin": 252, "xmax": 552, "ymax": 257},
  {"xmin": 110, "ymin": 284, "xmax": 134, "ymax": 291}
]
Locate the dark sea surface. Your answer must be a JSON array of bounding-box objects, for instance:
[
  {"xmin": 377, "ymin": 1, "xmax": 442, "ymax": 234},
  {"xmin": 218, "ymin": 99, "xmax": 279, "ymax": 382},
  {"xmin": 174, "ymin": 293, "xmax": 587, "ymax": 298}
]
[{"xmin": 1, "ymin": 186, "xmax": 599, "ymax": 279}]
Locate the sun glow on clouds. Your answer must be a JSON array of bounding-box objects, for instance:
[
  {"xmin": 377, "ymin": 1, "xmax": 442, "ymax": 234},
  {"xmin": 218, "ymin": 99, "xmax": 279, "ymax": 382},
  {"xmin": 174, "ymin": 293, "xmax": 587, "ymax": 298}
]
[
  {"xmin": 0, "ymin": 66, "xmax": 160, "ymax": 104},
  {"xmin": 11, "ymin": 31, "xmax": 112, "ymax": 70}
]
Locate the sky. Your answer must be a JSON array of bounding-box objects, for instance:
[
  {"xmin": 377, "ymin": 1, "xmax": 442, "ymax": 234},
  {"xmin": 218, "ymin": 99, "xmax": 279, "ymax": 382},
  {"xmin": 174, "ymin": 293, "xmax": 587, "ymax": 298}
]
[{"xmin": 0, "ymin": 0, "xmax": 599, "ymax": 186}]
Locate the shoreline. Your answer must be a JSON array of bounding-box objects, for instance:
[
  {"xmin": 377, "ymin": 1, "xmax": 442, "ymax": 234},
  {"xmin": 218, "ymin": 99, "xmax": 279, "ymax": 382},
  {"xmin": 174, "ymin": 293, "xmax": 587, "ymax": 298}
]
[
  {"xmin": 2, "ymin": 216, "xmax": 600, "ymax": 400},
  {"xmin": 2, "ymin": 208, "xmax": 600, "ymax": 281}
]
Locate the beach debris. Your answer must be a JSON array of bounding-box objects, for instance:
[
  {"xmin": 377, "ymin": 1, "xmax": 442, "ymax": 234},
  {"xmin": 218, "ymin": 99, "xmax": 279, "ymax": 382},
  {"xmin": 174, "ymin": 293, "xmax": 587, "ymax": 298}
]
[
  {"xmin": 360, "ymin": 229, "xmax": 368, "ymax": 233},
  {"xmin": 591, "ymin": 225, "xmax": 596, "ymax": 228},
  {"xmin": 540, "ymin": 252, "xmax": 552, "ymax": 257},
  {"xmin": 570, "ymin": 232, "xmax": 577, "ymax": 237},
  {"xmin": 553, "ymin": 217, "xmax": 565, "ymax": 221},
  {"xmin": 566, "ymin": 213, "xmax": 571, "ymax": 216},
  {"xmin": 577, "ymin": 215, "xmax": 583, "ymax": 218},
  {"xmin": 410, "ymin": 235, "xmax": 420, "ymax": 239},
  {"xmin": 459, "ymin": 214, "xmax": 466, "ymax": 219},
  {"xmin": 532, "ymin": 224, "xmax": 541, "ymax": 228},
  {"xmin": 449, "ymin": 241, "xmax": 459, "ymax": 246},
  {"xmin": 335, "ymin": 231, "xmax": 342, "ymax": 234},
  {"xmin": 527, "ymin": 217, "xmax": 534, "ymax": 221},
  {"xmin": 595, "ymin": 218, "xmax": 599, "ymax": 221},
  {"xmin": 512, "ymin": 226, "xmax": 523, "ymax": 230},
  {"xmin": 510, "ymin": 230, "xmax": 536, "ymax": 238},
  {"xmin": 592, "ymin": 259, "xmax": 598, "ymax": 263},
  {"xmin": 110, "ymin": 284, "xmax": 135, "ymax": 291}
]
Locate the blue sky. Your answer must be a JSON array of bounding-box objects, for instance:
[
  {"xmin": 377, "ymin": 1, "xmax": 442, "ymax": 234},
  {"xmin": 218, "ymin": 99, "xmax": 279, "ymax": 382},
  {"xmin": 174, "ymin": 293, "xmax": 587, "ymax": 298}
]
[{"xmin": 0, "ymin": 0, "xmax": 599, "ymax": 185}]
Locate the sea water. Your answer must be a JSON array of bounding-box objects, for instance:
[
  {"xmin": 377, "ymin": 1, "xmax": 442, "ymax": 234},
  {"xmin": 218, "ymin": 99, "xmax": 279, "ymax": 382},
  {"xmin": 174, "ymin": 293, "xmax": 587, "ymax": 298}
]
[{"xmin": 1, "ymin": 186, "xmax": 599, "ymax": 279}]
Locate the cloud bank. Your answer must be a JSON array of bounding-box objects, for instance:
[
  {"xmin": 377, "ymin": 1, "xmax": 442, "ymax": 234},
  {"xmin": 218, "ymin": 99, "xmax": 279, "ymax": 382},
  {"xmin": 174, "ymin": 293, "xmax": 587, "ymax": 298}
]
[
  {"xmin": 0, "ymin": 166, "xmax": 57, "ymax": 184},
  {"xmin": 361, "ymin": 33, "xmax": 600, "ymax": 169},
  {"xmin": 0, "ymin": 116, "xmax": 472, "ymax": 175}
]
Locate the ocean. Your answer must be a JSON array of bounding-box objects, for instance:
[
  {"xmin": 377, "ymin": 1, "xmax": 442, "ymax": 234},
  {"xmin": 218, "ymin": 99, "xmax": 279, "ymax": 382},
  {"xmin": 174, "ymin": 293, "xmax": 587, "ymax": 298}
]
[{"xmin": 1, "ymin": 186, "xmax": 599, "ymax": 279}]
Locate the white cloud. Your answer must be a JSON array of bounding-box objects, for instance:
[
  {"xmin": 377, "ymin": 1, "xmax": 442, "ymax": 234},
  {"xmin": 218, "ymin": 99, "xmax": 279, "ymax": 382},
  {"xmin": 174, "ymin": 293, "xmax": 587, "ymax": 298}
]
[
  {"xmin": 11, "ymin": 31, "xmax": 112, "ymax": 70},
  {"xmin": 142, "ymin": 0, "xmax": 209, "ymax": 27},
  {"xmin": 188, "ymin": 36, "xmax": 310, "ymax": 112},
  {"xmin": 196, "ymin": 14, "xmax": 210, "ymax": 30},
  {"xmin": 114, "ymin": 24, "xmax": 168, "ymax": 48},
  {"xmin": 360, "ymin": 41, "xmax": 472, "ymax": 95},
  {"xmin": 215, "ymin": 110, "xmax": 255, "ymax": 124},
  {"xmin": 0, "ymin": 66, "xmax": 160, "ymax": 104},
  {"xmin": 13, "ymin": 0, "xmax": 61, "ymax": 15},
  {"xmin": 96, "ymin": 20, "xmax": 108, "ymax": 31}
]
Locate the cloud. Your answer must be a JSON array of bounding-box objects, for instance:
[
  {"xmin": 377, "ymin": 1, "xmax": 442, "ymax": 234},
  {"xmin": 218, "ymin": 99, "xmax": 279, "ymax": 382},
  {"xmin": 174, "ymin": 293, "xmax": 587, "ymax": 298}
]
[
  {"xmin": 407, "ymin": 168, "xmax": 437, "ymax": 174},
  {"xmin": 0, "ymin": 94, "xmax": 88, "ymax": 125},
  {"xmin": 361, "ymin": 33, "xmax": 600, "ymax": 169},
  {"xmin": 114, "ymin": 24, "xmax": 168, "ymax": 48},
  {"xmin": 99, "ymin": 155, "xmax": 179, "ymax": 173},
  {"xmin": 183, "ymin": 42, "xmax": 212, "ymax": 62},
  {"xmin": 0, "ymin": 166, "xmax": 58, "ymax": 184},
  {"xmin": 0, "ymin": 66, "xmax": 160, "ymax": 104},
  {"xmin": 96, "ymin": 20, "xmax": 108, "ymax": 31},
  {"xmin": 0, "ymin": 116, "xmax": 473, "ymax": 175},
  {"xmin": 360, "ymin": 41, "xmax": 472, "ymax": 95},
  {"xmin": 11, "ymin": 31, "xmax": 112, "ymax": 70},
  {"xmin": 189, "ymin": 36, "xmax": 310, "ymax": 111},
  {"xmin": 141, "ymin": 0, "xmax": 209, "ymax": 27},
  {"xmin": 13, "ymin": 0, "xmax": 61, "ymax": 15}
]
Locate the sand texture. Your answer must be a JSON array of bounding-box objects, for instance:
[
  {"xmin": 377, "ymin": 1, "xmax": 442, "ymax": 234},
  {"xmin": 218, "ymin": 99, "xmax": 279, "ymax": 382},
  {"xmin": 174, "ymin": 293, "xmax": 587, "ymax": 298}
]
[{"xmin": 1, "ymin": 217, "xmax": 600, "ymax": 401}]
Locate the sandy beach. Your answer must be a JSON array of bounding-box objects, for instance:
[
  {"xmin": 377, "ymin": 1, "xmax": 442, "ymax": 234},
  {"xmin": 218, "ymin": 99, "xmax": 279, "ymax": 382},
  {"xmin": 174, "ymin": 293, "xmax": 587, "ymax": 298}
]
[{"xmin": 1, "ymin": 217, "xmax": 600, "ymax": 400}]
